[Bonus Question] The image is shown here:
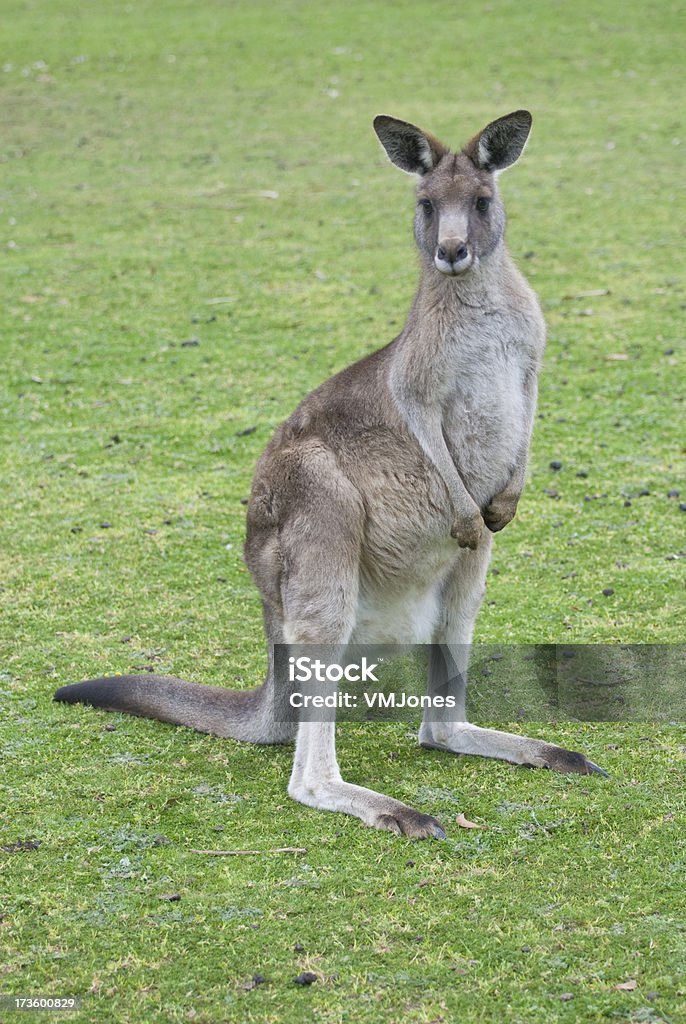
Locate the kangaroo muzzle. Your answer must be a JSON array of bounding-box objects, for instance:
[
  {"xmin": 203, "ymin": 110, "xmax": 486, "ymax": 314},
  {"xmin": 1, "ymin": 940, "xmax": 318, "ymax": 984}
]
[{"xmin": 434, "ymin": 238, "xmax": 473, "ymax": 275}]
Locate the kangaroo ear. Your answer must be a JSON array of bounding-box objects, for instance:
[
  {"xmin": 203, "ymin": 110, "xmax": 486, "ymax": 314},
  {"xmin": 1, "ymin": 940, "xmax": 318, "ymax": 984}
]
[
  {"xmin": 467, "ymin": 110, "xmax": 533, "ymax": 172},
  {"xmin": 373, "ymin": 115, "xmax": 449, "ymax": 175}
]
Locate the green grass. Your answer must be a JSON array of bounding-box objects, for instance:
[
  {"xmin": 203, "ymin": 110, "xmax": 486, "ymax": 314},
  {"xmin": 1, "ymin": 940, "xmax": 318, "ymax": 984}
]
[{"xmin": 1, "ymin": 1, "xmax": 684, "ymax": 1021}]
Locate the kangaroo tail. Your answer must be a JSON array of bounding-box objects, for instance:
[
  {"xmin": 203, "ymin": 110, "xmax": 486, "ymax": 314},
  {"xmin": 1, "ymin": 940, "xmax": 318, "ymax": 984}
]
[{"xmin": 53, "ymin": 673, "xmax": 295, "ymax": 744}]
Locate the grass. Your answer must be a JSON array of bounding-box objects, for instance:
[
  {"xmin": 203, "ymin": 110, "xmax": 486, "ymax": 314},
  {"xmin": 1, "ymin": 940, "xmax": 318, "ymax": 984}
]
[{"xmin": 1, "ymin": 0, "xmax": 684, "ymax": 1021}]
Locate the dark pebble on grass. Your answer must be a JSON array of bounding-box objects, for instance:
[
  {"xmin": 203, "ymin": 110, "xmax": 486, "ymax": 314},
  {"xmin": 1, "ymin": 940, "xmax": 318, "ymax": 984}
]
[
  {"xmin": 236, "ymin": 425, "xmax": 257, "ymax": 437},
  {"xmin": 294, "ymin": 972, "xmax": 318, "ymax": 986},
  {"xmin": 180, "ymin": 338, "xmax": 200, "ymax": 347},
  {"xmin": 241, "ymin": 976, "xmax": 262, "ymax": 991},
  {"xmin": 293, "ymin": 942, "xmax": 305, "ymax": 953},
  {"xmin": 70, "ymin": 526, "xmax": 82, "ymax": 533},
  {"xmin": 405, "ymin": 860, "xmax": 416, "ymax": 867},
  {"xmin": 521, "ymin": 945, "xmax": 531, "ymax": 953},
  {"xmin": 624, "ymin": 500, "xmax": 632, "ymax": 507},
  {"xmin": 1, "ymin": 840, "xmax": 41, "ymax": 853},
  {"xmin": 663, "ymin": 348, "xmax": 674, "ymax": 355},
  {"xmin": 104, "ymin": 723, "xmax": 117, "ymax": 732},
  {"xmin": 667, "ymin": 489, "xmax": 680, "ymax": 498},
  {"xmin": 158, "ymin": 893, "xmax": 181, "ymax": 902},
  {"xmin": 99, "ymin": 522, "xmax": 112, "ymax": 529},
  {"xmin": 680, "ymin": 503, "xmax": 686, "ymax": 513},
  {"xmin": 549, "ymin": 460, "xmax": 563, "ymax": 471},
  {"xmin": 602, "ymin": 588, "xmax": 615, "ymax": 597},
  {"xmin": 240, "ymin": 497, "xmax": 249, "ymax": 505},
  {"xmin": 576, "ymin": 470, "xmax": 589, "ymax": 478}
]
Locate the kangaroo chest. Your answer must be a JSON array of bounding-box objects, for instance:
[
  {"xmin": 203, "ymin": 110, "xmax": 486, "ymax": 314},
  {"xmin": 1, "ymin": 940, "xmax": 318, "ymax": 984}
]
[{"xmin": 441, "ymin": 311, "xmax": 535, "ymax": 506}]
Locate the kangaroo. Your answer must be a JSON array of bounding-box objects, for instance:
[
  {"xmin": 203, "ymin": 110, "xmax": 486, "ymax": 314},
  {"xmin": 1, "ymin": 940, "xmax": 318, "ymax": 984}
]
[{"xmin": 54, "ymin": 111, "xmax": 606, "ymax": 839}]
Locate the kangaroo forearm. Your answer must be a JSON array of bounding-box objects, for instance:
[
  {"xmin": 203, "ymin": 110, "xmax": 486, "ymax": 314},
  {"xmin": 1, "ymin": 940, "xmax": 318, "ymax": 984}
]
[
  {"xmin": 401, "ymin": 403, "xmax": 484, "ymax": 548},
  {"xmin": 484, "ymin": 372, "xmax": 537, "ymax": 531}
]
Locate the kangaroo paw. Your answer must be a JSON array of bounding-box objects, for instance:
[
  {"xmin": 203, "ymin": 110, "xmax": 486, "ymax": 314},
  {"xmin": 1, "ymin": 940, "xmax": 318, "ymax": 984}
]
[
  {"xmin": 374, "ymin": 808, "xmax": 447, "ymax": 839},
  {"xmin": 450, "ymin": 509, "xmax": 484, "ymax": 549},
  {"xmin": 525, "ymin": 744, "xmax": 609, "ymax": 777}
]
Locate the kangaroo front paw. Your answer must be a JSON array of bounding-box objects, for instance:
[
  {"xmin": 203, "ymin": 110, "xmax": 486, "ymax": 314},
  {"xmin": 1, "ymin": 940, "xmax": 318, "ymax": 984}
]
[
  {"xmin": 483, "ymin": 495, "xmax": 519, "ymax": 533},
  {"xmin": 450, "ymin": 508, "xmax": 484, "ymax": 549},
  {"xmin": 374, "ymin": 807, "xmax": 447, "ymax": 839}
]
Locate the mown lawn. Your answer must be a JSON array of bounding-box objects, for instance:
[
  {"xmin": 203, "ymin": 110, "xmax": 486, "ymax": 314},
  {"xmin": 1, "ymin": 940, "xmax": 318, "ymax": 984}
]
[{"xmin": 1, "ymin": 1, "xmax": 684, "ymax": 1022}]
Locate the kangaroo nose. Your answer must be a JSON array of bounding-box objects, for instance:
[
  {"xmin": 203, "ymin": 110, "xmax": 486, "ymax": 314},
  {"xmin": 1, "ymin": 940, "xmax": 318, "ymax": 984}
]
[{"xmin": 437, "ymin": 241, "xmax": 469, "ymax": 265}]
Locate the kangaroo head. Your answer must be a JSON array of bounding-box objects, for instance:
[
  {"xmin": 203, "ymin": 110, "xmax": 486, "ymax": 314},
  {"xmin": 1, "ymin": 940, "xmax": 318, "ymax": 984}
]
[{"xmin": 373, "ymin": 111, "xmax": 532, "ymax": 277}]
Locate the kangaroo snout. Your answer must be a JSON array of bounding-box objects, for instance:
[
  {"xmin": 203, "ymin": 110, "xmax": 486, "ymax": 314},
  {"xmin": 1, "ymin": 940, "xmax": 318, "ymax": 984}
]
[{"xmin": 435, "ymin": 239, "xmax": 472, "ymax": 275}]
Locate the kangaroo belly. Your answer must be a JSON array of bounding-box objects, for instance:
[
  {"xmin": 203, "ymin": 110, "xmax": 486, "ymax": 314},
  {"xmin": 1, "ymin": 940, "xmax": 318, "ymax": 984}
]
[{"xmin": 352, "ymin": 576, "xmax": 447, "ymax": 645}]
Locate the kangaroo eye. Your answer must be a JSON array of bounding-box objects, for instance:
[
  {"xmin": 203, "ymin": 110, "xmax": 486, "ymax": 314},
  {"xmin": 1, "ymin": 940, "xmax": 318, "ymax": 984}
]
[
  {"xmin": 418, "ymin": 198, "xmax": 433, "ymax": 214},
  {"xmin": 476, "ymin": 196, "xmax": 491, "ymax": 213}
]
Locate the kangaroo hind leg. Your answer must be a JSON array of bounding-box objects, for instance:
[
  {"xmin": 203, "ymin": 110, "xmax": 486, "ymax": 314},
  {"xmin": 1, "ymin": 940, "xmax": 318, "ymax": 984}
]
[
  {"xmin": 420, "ymin": 545, "xmax": 607, "ymax": 776},
  {"xmin": 277, "ymin": 462, "xmax": 446, "ymax": 838}
]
